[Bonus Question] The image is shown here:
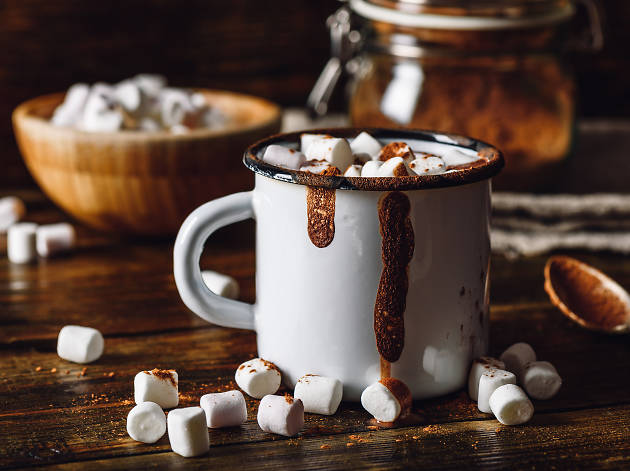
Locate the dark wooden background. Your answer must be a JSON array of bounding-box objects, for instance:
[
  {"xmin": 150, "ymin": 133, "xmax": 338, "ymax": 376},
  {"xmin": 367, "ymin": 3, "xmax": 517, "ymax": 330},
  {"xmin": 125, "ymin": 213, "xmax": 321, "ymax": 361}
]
[{"xmin": 1, "ymin": 0, "xmax": 629, "ymax": 188}]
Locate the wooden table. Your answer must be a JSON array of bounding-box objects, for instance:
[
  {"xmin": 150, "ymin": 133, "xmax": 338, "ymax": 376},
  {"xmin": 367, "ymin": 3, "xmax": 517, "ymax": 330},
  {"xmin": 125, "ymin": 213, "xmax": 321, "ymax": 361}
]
[{"xmin": 2, "ymin": 181, "xmax": 630, "ymax": 470}]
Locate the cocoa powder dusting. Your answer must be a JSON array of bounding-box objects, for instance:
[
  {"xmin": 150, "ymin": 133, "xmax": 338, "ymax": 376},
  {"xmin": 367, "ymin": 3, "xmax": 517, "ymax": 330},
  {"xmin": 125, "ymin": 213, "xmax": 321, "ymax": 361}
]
[
  {"xmin": 378, "ymin": 142, "xmax": 413, "ymax": 162},
  {"xmin": 374, "ymin": 191, "xmax": 414, "ymax": 362},
  {"xmin": 147, "ymin": 368, "xmax": 177, "ymax": 387},
  {"xmin": 284, "ymin": 393, "xmax": 294, "ymax": 404},
  {"xmin": 306, "ymin": 185, "xmax": 336, "ymax": 248}
]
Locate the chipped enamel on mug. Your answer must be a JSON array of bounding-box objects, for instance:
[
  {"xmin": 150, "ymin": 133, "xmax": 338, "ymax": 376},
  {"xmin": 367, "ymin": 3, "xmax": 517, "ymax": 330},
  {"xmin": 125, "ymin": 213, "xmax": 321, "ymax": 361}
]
[{"xmin": 174, "ymin": 128, "xmax": 503, "ymax": 401}]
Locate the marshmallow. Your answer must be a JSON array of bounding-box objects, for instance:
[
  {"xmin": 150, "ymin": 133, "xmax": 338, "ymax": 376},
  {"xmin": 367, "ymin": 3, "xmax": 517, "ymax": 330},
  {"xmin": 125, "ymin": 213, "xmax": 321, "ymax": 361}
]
[
  {"xmin": 114, "ymin": 80, "xmax": 142, "ymax": 114},
  {"xmin": 201, "ymin": 270, "xmax": 239, "ymax": 299},
  {"xmin": 262, "ymin": 145, "xmax": 307, "ymax": 170},
  {"xmin": 126, "ymin": 402, "xmax": 167, "ymax": 443},
  {"xmin": 350, "ymin": 132, "xmax": 382, "ymax": 159},
  {"xmin": 442, "ymin": 148, "xmax": 479, "ymax": 167},
  {"xmin": 344, "ymin": 164, "xmax": 362, "ymax": 177},
  {"xmin": 300, "ymin": 133, "xmax": 331, "ymax": 153},
  {"xmin": 200, "ymin": 390, "xmax": 248, "ymax": 428},
  {"xmin": 80, "ymin": 90, "xmax": 123, "ymax": 132},
  {"xmin": 51, "ymin": 83, "xmax": 90, "ymax": 127},
  {"xmin": 294, "ymin": 375, "xmax": 343, "ymax": 415},
  {"xmin": 257, "ymin": 394, "xmax": 304, "ymax": 437},
  {"xmin": 134, "ymin": 369, "xmax": 179, "ymax": 409},
  {"xmin": 36, "ymin": 223, "xmax": 75, "ymax": 258},
  {"xmin": 489, "ymin": 384, "xmax": 534, "ymax": 425},
  {"xmin": 478, "ymin": 369, "xmax": 516, "ymax": 413},
  {"xmin": 160, "ymin": 89, "xmax": 194, "ymax": 127},
  {"xmin": 409, "ymin": 156, "xmax": 447, "ymax": 175},
  {"xmin": 378, "ymin": 156, "xmax": 409, "ymax": 176},
  {"xmin": 170, "ymin": 124, "xmax": 190, "ymax": 135},
  {"xmin": 138, "ymin": 118, "xmax": 161, "ymax": 132},
  {"xmin": 380, "ymin": 62, "xmax": 423, "ymax": 125},
  {"xmin": 235, "ymin": 358, "xmax": 281, "ymax": 399},
  {"xmin": 133, "ymin": 74, "xmax": 167, "ymax": 98},
  {"xmin": 303, "ymin": 137, "xmax": 353, "ymax": 172},
  {"xmin": 361, "ymin": 378, "xmax": 411, "ymax": 423},
  {"xmin": 378, "ymin": 142, "xmax": 415, "ymax": 163},
  {"xmin": 0, "ymin": 196, "xmax": 26, "ymax": 232},
  {"xmin": 57, "ymin": 325, "xmax": 104, "ymax": 364},
  {"xmin": 361, "ymin": 160, "xmax": 383, "ymax": 177},
  {"xmin": 299, "ymin": 160, "xmax": 337, "ymax": 174},
  {"xmin": 500, "ymin": 342, "xmax": 536, "ymax": 380},
  {"xmin": 7, "ymin": 222, "xmax": 37, "ymax": 264},
  {"xmin": 522, "ymin": 361, "xmax": 562, "ymax": 400},
  {"xmin": 197, "ymin": 107, "xmax": 227, "ymax": 129},
  {"xmin": 468, "ymin": 357, "xmax": 506, "ymax": 401},
  {"xmin": 167, "ymin": 407, "xmax": 209, "ymax": 457}
]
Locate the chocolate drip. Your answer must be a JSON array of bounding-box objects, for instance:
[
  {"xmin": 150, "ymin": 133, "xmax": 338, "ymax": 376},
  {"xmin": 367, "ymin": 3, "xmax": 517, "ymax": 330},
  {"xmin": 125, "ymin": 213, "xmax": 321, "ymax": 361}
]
[
  {"xmin": 374, "ymin": 191, "xmax": 415, "ymax": 363},
  {"xmin": 306, "ymin": 186, "xmax": 336, "ymax": 248}
]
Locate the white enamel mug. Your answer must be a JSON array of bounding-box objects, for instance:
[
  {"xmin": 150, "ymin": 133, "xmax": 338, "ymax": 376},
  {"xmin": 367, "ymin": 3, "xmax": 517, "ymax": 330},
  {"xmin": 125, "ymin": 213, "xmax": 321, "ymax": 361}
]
[{"xmin": 174, "ymin": 128, "xmax": 503, "ymax": 400}]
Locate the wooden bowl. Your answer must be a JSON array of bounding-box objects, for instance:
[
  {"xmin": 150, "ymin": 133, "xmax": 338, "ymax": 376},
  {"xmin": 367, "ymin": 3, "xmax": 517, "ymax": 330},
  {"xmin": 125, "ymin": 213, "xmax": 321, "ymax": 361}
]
[{"xmin": 12, "ymin": 90, "xmax": 281, "ymax": 235}]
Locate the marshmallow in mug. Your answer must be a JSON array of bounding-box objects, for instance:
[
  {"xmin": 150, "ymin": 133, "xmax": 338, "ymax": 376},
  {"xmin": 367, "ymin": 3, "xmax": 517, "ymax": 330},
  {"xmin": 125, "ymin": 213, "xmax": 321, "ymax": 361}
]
[
  {"xmin": 126, "ymin": 402, "xmax": 167, "ymax": 444},
  {"xmin": 522, "ymin": 361, "xmax": 562, "ymax": 400},
  {"xmin": 361, "ymin": 378, "xmax": 412, "ymax": 423},
  {"xmin": 7, "ymin": 222, "xmax": 38, "ymax": 264},
  {"xmin": 200, "ymin": 390, "xmax": 248, "ymax": 428},
  {"xmin": 0, "ymin": 196, "xmax": 26, "ymax": 232},
  {"xmin": 134, "ymin": 369, "xmax": 179, "ymax": 409},
  {"xmin": 293, "ymin": 374, "xmax": 343, "ymax": 415},
  {"xmin": 168, "ymin": 407, "xmax": 210, "ymax": 457},
  {"xmin": 57, "ymin": 325, "xmax": 105, "ymax": 364},
  {"xmin": 257, "ymin": 394, "xmax": 304, "ymax": 437},
  {"xmin": 235, "ymin": 358, "xmax": 281, "ymax": 399}
]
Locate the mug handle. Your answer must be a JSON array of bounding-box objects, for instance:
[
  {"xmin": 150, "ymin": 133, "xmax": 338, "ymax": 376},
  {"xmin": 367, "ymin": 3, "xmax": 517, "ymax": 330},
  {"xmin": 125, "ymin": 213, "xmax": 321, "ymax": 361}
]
[{"xmin": 173, "ymin": 191, "xmax": 255, "ymax": 331}]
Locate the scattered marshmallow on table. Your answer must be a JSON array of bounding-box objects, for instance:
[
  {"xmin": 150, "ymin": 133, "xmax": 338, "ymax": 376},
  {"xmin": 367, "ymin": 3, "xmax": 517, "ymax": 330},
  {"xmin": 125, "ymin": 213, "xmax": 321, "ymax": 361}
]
[
  {"xmin": 500, "ymin": 342, "xmax": 536, "ymax": 381},
  {"xmin": 36, "ymin": 223, "xmax": 76, "ymax": 258},
  {"xmin": 168, "ymin": 407, "xmax": 210, "ymax": 457},
  {"xmin": 262, "ymin": 145, "xmax": 306, "ymax": 170},
  {"xmin": 409, "ymin": 155, "xmax": 447, "ymax": 175},
  {"xmin": 257, "ymin": 394, "xmax": 304, "ymax": 437},
  {"xmin": 477, "ymin": 369, "xmax": 516, "ymax": 413},
  {"xmin": 489, "ymin": 384, "xmax": 534, "ymax": 425},
  {"xmin": 7, "ymin": 222, "xmax": 37, "ymax": 264},
  {"xmin": 134, "ymin": 369, "xmax": 179, "ymax": 409},
  {"xmin": 468, "ymin": 357, "xmax": 506, "ymax": 401},
  {"xmin": 57, "ymin": 325, "xmax": 104, "ymax": 364},
  {"xmin": 126, "ymin": 401, "xmax": 167, "ymax": 443},
  {"xmin": 200, "ymin": 390, "xmax": 247, "ymax": 428},
  {"xmin": 378, "ymin": 156, "xmax": 408, "ymax": 176},
  {"xmin": 361, "ymin": 378, "xmax": 411, "ymax": 423},
  {"xmin": 303, "ymin": 136, "xmax": 354, "ymax": 172},
  {"xmin": 522, "ymin": 361, "xmax": 562, "ymax": 400},
  {"xmin": 442, "ymin": 148, "xmax": 479, "ymax": 167},
  {"xmin": 294, "ymin": 374, "xmax": 343, "ymax": 415},
  {"xmin": 350, "ymin": 131, "xmax": 382, "ymax": 159},
  {"xmin": 201, "ymin": 270, "xmax": 239, "ymax": 299},
  {"xmin": 0, "ymin": 196, "xmax": 26, "ymax": 232},
  {"xmin": 235, "ymin": 358, "xmax": 281, "ymax": 399}
]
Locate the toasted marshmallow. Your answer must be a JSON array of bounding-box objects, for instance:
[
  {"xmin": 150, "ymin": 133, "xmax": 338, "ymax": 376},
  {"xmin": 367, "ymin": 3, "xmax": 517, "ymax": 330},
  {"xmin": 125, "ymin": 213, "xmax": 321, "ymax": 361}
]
[
  {"xmin": 378, "ymin": 156, "xmax": 409, "ymax": 176},
  {"xmin": 303, "ymin": 137, "xmax": 353, "ymax": 172},
  {"xmin": 500, "ymin": 342, "xmax": 536, "ymax": 381},
  {"xmin": 257, "ymin": 394, "xmax": 304, "ymax": 437},
  {"xmin": 263, "ymin": 145, "xmax": 306, "ymax": 170},
  {"xmin": 350, "ymin": 132, "xmax": 382, "ymax": 159},
  {"xmin": 235, "ymin": 358, "xmax": 281, "ymax": 399},
  {"xmin": 522, "ymin": 361, "xmax": 562, "ymax": 400},
  {"xmin": 489, "ymin": 384, "xmax": 534, "ymax": 425},
  {"xmin": 361, "ymin": 160, "xmax": 383, "ymax": 177},
  {"xmin": 57, "ymin": 325, "xmax": 104, "ymax": 364},
  {"xmin": 361, "ymin": 378, "xmax": 411, "ymax": 423},
  {"xmin": 126, "ymin": 402, "xmax": 166, "ymax": 443},
  {"xmin": 442, "ymin": 148, "xmax": 479, "ymax": 167},
  {"xmin": 0, "ymin": 196, "xmax": 26, "ymax": 232},
  {"xmin": 200, "ymin": 390, "xmax": 247, "ymax": 428},
  {"xmin": 294, "ymin": 375, "xmax": 343, "ymax": 415},
  {"xmin": 168, "ymin": 407, "xmax": 209, "ymax": 457},
  {"xmin": 468, "ymin": 357, "xmax": 506, "ymax": 401},
  {"xmin": 409, "ymin": 155, "xmax": 447, "ymax": 175},
  {"xmin": 7, "ymin": 222, "xmax": 37, "ymax": 264},
  {"xmin": 378, "ymin": 142, "xmax": 415, "ymax": 163},
  {"xmin": 344, "ymin": 164, "xmax": 362, "ymax": 177},
  {"xmin": 478, "ymin": 369, "xmax": 516, "ymax": 413},
  {"xmin": 134, "ymin": 369, "xmax": 179, "ymax": 409},
  {"xmin": 201, "ymin": 270, "xmax": 239, "ymax": 299},
  {"xmin": 300, "ymin": 133, "xmax": 331, "ymax": 153}
]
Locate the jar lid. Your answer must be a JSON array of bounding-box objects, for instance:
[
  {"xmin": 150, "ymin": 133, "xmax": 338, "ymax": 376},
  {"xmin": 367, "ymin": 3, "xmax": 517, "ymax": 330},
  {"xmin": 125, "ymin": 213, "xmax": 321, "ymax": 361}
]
[{"xmin": 350, "ymin": 0, "xmax": 574, "ymax": 30}]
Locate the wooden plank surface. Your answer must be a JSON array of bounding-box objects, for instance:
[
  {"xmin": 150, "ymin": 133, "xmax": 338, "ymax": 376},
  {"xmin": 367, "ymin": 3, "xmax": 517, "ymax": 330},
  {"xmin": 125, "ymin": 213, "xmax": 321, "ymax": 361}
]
[{"xmin": 2, "ymin": 190, "xmax": 630, "ymax": 470}]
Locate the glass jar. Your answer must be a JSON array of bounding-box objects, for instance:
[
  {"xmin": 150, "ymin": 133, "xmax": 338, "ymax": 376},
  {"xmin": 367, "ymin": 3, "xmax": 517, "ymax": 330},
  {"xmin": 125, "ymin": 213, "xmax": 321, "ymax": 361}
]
[{"xmin": 309, "ymin": 0, "xmax": 602, "ymax": 190}]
